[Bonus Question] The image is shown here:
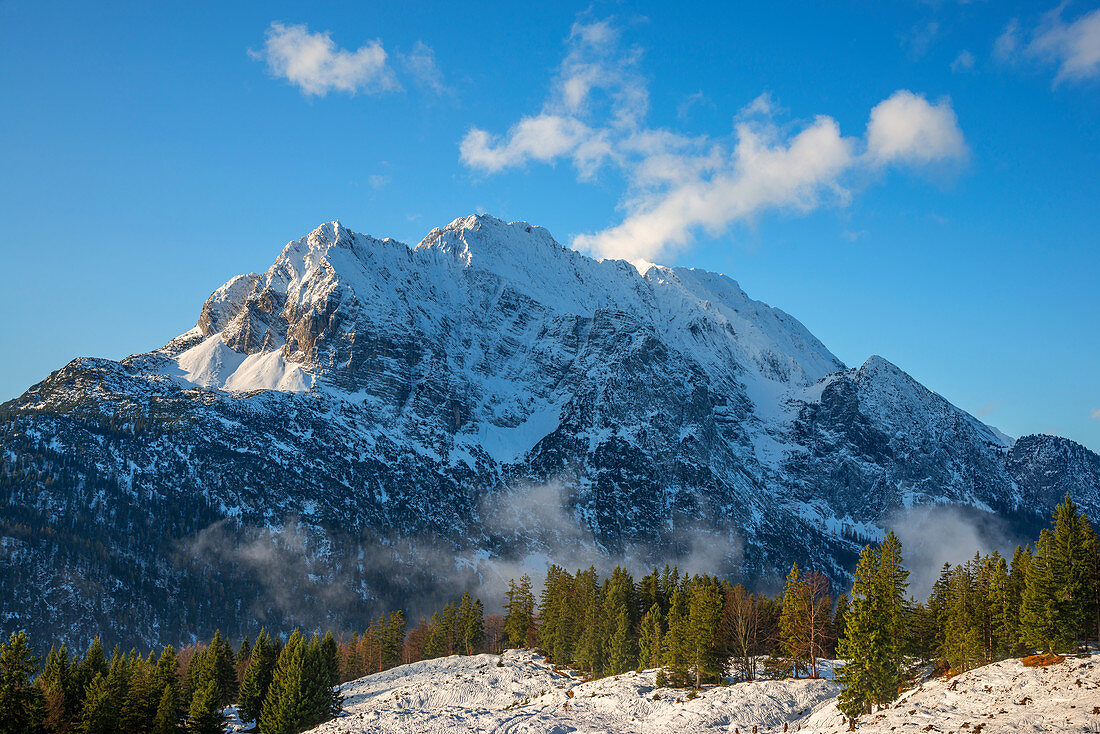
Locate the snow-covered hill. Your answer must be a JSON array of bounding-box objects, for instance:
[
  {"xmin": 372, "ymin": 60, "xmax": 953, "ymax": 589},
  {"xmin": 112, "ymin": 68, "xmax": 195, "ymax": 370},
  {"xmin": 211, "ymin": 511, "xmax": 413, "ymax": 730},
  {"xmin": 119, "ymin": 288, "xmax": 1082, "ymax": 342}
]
[
  {"xmin": 245, "ymin": 650, "xmax": 1100, "ymax": 734},
  {"xmin": 303, "ymin": 649, "xmax": 839, "ymax": 734},
  {"xmin": 2, "ymin": 214, "xmax": 1098, "ymax": 646}
]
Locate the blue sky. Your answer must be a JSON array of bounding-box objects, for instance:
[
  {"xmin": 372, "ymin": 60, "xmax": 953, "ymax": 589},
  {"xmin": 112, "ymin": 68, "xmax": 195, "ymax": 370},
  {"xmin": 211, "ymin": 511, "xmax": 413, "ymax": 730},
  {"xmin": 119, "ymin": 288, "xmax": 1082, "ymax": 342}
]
[{"xmin": 1, "ymin": 0, "xmax": 1098, "ymax": 451}]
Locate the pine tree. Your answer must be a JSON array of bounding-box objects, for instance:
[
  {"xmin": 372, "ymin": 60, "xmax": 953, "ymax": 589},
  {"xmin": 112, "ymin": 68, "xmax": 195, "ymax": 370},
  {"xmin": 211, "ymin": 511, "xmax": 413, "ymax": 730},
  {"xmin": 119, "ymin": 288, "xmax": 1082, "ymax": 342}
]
[
  {"xmin": 208, "ymin": 632, "xmax": 237, "ymax": 707},
  {"xmin": 503, "ymin": 575, "xmax": 536, "ymax": 648},
  {"xmin": 662, "ymin": 586, "xmax": 692, "ymax": 687},
  {"xmin": 77, "ymin": 673, "xmax": 114, "ymax": 734},
  {"xmin": 238, "ymin": 629, "xmax": 276, "ymax": 724},
  {"xmin": 687, "ymin": 581, "xmax": 724, "ymax": 688},
  {"xmin": 38, "ymin": 643, "xmax": 75, "ymax": 733},
  {"xmin": 779, "ymin": 562, "xmax": 806, "ymax": 676},
  {"xmin": 186, "ymin": 680, "xmax": 224, "ymax": 734},
  {"xmin": 836, "ymin": 532, "xmax": 910, "ymax": 720},
  {"xmin": 941, "ymin": 565, "xmax": 982, "ymax": 673},
  {"xmin": 637, "ymin": 603, "xmax": 663, "ymax": 671},
  {"xmin": 260, "ymin": 630, "xmax": 307, "ymax": 734},
  {"xmin": 1020, "ymin": 529, "xmax": 1058, "ymax": 651},
  {"xmin": 151, "ymin": 684, "xmax": 181, "ymax": 734},
  {"xmin": 457, "ymin": 592, "xmax": 485, "ymax": 656},
  {"xmin": 0, "ymin": 631, "xmax": 45, "ymax": 734}
]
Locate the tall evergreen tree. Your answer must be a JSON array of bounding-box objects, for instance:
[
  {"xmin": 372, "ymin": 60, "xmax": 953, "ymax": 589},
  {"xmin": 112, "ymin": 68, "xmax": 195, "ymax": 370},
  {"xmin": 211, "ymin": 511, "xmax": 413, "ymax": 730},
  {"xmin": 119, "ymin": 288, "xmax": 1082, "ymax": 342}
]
[
  {"xmin": 0, "ymin": 631, "xmax": 45, "ymax": 734},
  {"xmin": 151, "ymin": 685, "xmax": 181, "ymax": 734},
  {"xmin": 260, "ymin": 630, "xmax": 307, "ymax": 734},
  {"xmin": 687, "ymin": 581, "xmax": 724, "ymax": 688},
  {"xmin": 662, "ymin": 586, "xmax": 692, "ymax": 687},
  {"xmin": 457, "ymin": 592, "xmax": 485, "ymax": 656},
  {"xmin": 836, "ymin": 532, "xmax": 910, "ymax": 719},
  {"xmin": 77, "ymin": 674, "xmax": 114, "ymax": 734},
  {"xmin": 185, "ymin": 680, "xmax": 224, "ymax": 734},
  {"xmin": 238, "ymin": 629, "xmax": 276, "ymax": 724},
  {"xmin": 637, "ymin": 603, "xmax": 663, "ymax": 671},
  {"xmin": 503, "ymin": 575, "xmax": 536, "ymax": 648}
]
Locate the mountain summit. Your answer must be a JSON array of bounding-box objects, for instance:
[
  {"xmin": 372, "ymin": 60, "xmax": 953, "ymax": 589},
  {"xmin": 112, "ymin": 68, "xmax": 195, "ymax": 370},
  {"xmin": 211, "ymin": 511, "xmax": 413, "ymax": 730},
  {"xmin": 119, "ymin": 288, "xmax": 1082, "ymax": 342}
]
[{"xmin": 2, "ymin": 215, "xmax": 1097, "ymax": 646}]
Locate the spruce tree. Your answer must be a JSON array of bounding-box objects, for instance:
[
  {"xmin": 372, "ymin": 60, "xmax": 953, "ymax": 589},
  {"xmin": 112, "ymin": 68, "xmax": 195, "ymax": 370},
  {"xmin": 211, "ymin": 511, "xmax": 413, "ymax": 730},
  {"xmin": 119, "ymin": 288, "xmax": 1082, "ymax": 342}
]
[
  {"xmin": 207, "ymin": 632, "xmax": 237, "ymax": 707},
  {"xmin": 238, "ymin": 629, "xmax": 276, "ymax": 724},
  {"xmin": 779, "ymin": 562, "xmax": 806, "ymax": 676},
  {"xmin": 836, "ymin": 533, "xmax": 910, "ymax": 719},
  {"xmin": 186, "ymin": 680, "xmax": 224, "ymax": 734},
  {"xmin": 38, "ymin": 643, "xmax": 75, "ymax": 733},
  {"xmin": 503, "ymin": 575, "xmax": 536, "ymax": 648},
  {"xmin": 152, "ymin": 684, "xmax": 181, "ymax": 734},
  {"xmin": 637, "ymin": 603, "xmax": 663, "ymax": 671},
  {"xmin": 77, "ymin": 673, "xmax": 114, "ymax": 734},
  {"xmin": 687, "ymin": 581, "xmax": 724, "ymax": 688},
  {"xmin": 0, "ymin": 631, "xmax": 45, "ymax": 734},
  {"xmin": 76, "ymin": 637, "xmax": 107, "ymax": 697},
  {"xmin": 662, "ymin": 587, "xmax": 692, "ymax": 687},
  {"xmin": 261, "ymin": 630, "xmax": 306, "ymax": 734},
  {"xmin": 457, "ymin": 593, "xmax": 485, "ymax": 656}
]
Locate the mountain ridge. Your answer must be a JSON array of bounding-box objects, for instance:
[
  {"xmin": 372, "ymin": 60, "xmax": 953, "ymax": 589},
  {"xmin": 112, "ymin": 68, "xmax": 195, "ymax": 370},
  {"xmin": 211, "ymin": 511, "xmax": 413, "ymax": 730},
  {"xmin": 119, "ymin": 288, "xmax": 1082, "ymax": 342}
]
[{"xmin": 1, "ymin": 214, "xmax": 1096, "ymax": 647}]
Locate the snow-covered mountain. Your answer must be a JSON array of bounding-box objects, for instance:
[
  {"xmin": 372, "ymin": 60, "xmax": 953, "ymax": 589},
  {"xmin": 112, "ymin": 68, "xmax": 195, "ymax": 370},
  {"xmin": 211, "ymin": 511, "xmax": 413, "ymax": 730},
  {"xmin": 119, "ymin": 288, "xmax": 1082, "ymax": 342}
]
[
  {"xmin": 2, "ymin": 215, "xmax": 1097, "ymax": 646},
  {"xmin": 238, "ymin": 648, "xmax": 1100, "ymax": 734}
]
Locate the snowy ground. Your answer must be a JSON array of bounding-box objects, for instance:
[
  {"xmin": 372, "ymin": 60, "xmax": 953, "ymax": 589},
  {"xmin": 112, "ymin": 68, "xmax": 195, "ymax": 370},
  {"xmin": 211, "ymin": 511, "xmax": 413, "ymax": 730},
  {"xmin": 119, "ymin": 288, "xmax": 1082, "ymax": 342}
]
[
  {"xmin": 230, "ymin": 650, "xmax": 1100, "ymax": 734},
  {"xmin": 302, "ymin": 649, "xmax": 837, "ymax": 733},
  {"xmin": 803, "ymin": 655, "xmax": 1100, "ymax": 733}
]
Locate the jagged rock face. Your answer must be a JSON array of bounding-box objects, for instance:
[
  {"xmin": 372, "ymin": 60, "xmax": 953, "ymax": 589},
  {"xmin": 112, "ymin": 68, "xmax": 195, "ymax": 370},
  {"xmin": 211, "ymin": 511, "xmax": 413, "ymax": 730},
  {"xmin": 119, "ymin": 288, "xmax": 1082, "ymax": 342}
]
[{"xmin": 1, "ymin": 214, "xmax": 1097, "ymax": 648}]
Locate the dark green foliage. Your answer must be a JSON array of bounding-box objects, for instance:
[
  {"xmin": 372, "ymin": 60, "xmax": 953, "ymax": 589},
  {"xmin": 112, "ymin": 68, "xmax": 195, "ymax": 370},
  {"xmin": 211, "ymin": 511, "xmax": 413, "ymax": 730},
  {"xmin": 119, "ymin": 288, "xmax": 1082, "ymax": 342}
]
[
  {"xmin": 258, "ymin": 629, "xmax": 341, "ymax": 734},
  {"xmin": 0, "ymin": 631, "xmax": 45, "ymax": 734},
  {"xmin": 77, "ymin": 673, "xmax": 114, "ymax": 734},
  {"xmin": 503, "ymin": 575, "xmax": 536, "ymax": 648},
  {"xmin": 185, "ymin": 680, "xmax": 223, "ymax": 734},
  {"xmin": 151, "ymin": 685, "xmax": 181, "ymax": 734},
  {"xmin": 238, "ymin": 629, "xmax": 276, "ymax": 723},
  {"xmin": 836, "ymin": 532, "xmax": 909, "ymax": 719}
]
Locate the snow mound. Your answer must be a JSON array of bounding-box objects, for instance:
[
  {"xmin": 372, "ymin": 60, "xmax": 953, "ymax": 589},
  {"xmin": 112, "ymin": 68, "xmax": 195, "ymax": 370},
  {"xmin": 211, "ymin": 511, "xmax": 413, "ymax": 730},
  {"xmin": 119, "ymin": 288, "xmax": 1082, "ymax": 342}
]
[
  {"xmin": 305, "ymin": 649, "xmax": 838, "ymax": 734},
  {"xmin": 802, "ymin": 655, "xmax": 1100, "ymax": 733}
]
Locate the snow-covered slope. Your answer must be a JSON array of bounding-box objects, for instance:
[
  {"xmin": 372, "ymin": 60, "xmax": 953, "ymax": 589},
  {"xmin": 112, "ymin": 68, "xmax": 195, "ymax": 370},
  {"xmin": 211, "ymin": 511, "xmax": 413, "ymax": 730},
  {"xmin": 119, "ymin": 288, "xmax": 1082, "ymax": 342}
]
[
  {"xmin": 304, "ymin": 649, "xmax": 839, "ymax": 734},
  {"xmin": 1, "ymin": 214, "xmax": 1098, "ymax": 647},
  {"xmin": 266, "ymin": 651, "xmax": 1100, "ymax": 734},
  {"xmin": 803, "ymin": 655, "xmax": 1100, "ymax": 733}
]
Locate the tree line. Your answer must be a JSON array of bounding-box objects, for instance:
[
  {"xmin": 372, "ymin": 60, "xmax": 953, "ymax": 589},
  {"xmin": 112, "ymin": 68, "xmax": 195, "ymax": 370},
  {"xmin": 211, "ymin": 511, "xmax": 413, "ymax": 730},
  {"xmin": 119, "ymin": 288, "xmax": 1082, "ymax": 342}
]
[{"xmin": 1, "ymin": 494, "xmax": 1096, "ymax": 731}]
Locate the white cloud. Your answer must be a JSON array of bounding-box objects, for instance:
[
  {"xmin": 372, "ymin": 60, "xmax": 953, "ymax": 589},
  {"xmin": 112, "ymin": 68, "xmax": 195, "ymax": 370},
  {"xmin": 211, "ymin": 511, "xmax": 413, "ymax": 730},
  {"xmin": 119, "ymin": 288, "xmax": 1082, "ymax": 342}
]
[
  {"xmin": 1091, "ymin": 407, "xmax": 1100, "ymax": 421},
  {"xmin": 403, "ymin": 41, "xmax": 447, "ymax": 94},
  {"xmin": 574, "ymin": 117, "xmax": 857, "ymax": 264},
  {"xmin": 460, "ymin": 17, "xmax": 968, "ymax": 267},
  {"xmin": 252, "ymin": 22, "xmax": 399, "ymax": 97},
  {"xmin": 951, "ymin": 49, "xmax": 976, "ymax": 72},
  {"xmin": 866, "ymin": 90, "xmax": 968, "ymax": 166},
  {"xmin": 903, "ymin": 21, "xmax": 941, "ymax": 60},
  {"xmin": 1028, "ymin": 5, "xmax": 1100, "ymax": 82},
  {"xmin": 994, "ymin": 18, "xmax": 1021, "ymax": 61},
  {"xmin": 460, "ymin": 114, "xmax": 595, "ymax": 173}
]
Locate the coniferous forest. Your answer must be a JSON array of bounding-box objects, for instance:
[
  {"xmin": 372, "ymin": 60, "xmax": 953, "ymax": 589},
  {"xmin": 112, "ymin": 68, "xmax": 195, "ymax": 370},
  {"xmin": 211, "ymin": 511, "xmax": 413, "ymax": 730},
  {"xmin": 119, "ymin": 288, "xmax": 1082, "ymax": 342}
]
[{"xmin": 1, "ymin": 494, "xmax": 1097, "ymax": 733}]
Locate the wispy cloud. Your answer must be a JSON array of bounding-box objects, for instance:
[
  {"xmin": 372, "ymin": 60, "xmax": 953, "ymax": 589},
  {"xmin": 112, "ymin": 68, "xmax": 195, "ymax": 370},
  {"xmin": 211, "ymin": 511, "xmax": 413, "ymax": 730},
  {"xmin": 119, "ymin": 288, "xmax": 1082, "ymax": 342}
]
[
  {"xmin": 460, "ymin": 16, "xmax": 967, "ymax": 266},
  {"xmin": 902, "ymin": 21, "xmax": 941, "ymax": 60},
  {"xmin": 976, "ymin": 400, "xmax": 1002, "ymax": 417},
  {"xmin": 951, "ymin": 49, "xmax": 976, "ymax": 72},
  {"xmin": 1029, "ymin": 5, "xmax": 1100, "ymax": 83},
  {"xmin": 995, "ymin": 6, "xmax": 1100, "ymax": 84},
  {"xmin": 994, "ymin": 18, "xmax": 1022, "ymax": 61},
  {"xmin": 251, "ymin": 22, "xmax": 399, "ymax": 97},
  {"xmin": 1090, "ymin": 407, "xmax": 1100, "ymax": 421},
  {"xmin": 402, "ymin": 40, "xmax": 448, "ymax": 95}
]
